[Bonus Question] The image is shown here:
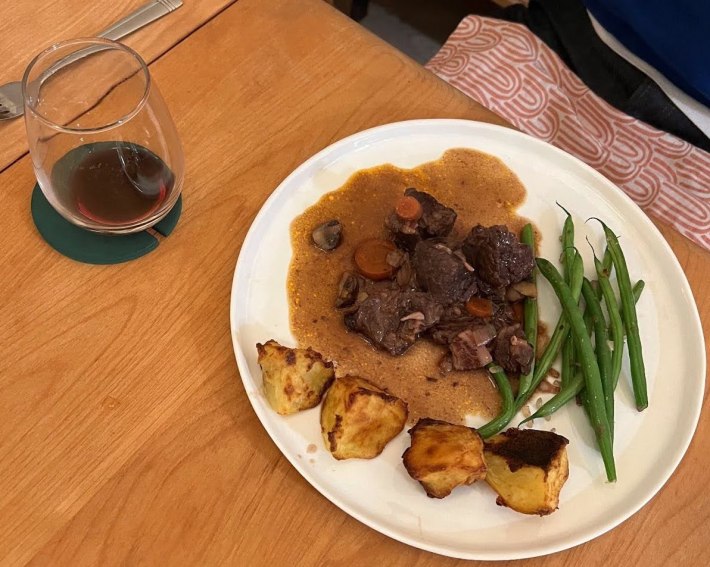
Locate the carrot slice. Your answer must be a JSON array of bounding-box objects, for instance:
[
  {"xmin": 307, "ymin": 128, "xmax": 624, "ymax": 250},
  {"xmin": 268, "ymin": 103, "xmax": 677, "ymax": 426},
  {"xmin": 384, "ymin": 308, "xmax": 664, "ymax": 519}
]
[
  {"xmin": 465, "ymin": 297, "xmax": 494, "ymax": 318},
  {"xmin": 354, "ymin": 239, "xmax": 396, "ymax": 281},
  {"xmin": 395, "ymin": 195, "xmax": 423, "ymax": 221}
]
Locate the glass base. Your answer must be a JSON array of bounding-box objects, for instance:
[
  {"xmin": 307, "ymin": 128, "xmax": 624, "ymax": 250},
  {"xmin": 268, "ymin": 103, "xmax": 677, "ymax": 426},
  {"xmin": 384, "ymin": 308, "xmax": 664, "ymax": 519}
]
[{"xmin": 31, "ymin": 183, "xmax": 182, "ymax": 264}]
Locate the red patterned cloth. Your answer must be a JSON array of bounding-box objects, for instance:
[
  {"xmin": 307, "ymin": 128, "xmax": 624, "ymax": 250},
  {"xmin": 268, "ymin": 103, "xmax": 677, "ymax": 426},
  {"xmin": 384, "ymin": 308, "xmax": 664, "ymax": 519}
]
[{"xmin": 426, "ymin": 16, "xmax": 710, "ymax": 251}]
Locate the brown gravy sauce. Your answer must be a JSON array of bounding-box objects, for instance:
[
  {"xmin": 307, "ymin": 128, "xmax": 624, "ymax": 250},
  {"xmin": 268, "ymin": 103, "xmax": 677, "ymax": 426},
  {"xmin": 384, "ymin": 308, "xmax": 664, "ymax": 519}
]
[{"xmin": 288, "ymin": 149, "xmax": 534, "ymax": 424}]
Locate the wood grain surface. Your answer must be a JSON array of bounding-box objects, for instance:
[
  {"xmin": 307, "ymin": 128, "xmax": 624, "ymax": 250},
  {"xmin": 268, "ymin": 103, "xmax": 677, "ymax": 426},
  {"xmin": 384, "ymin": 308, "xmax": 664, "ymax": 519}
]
[
  {"xmin": 0, "ymin": 0, "xmax": 237, "ymax": 173},
  {"xmin": 0, "ymin": 0, "xmax": 707, "ymax": 565}
]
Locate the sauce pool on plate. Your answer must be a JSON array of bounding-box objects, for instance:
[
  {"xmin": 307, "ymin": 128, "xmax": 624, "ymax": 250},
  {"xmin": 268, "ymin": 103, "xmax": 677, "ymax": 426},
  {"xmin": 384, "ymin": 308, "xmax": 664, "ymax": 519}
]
[{"xmin": 288, "ymin": 148, "xmax": 534, "ymax": 424}]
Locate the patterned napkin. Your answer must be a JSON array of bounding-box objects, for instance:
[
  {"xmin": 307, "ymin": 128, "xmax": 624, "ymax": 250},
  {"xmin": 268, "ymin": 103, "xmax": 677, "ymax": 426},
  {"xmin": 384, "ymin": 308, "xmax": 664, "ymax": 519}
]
[{"xmin": 426, "ymin": 16, "xmax": 710, "ymax": 251}]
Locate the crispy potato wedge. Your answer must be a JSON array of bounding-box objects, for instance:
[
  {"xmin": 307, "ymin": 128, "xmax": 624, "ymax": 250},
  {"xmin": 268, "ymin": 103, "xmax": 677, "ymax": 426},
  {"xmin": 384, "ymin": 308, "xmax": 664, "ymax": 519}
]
[
  {"xmin": 321, "ymin": 375, "xmax": 407, "ymax": 459},
  {"xmin": 256, "ymin": 340, "xmax": 334, "ymax": 415},
  {"xmin": 484, "ymin": 428, "xmax": 569, "ymax": 515},
  {"xmin": 402, "ymin": 418, "xmax": 487, "ymax": 498}
]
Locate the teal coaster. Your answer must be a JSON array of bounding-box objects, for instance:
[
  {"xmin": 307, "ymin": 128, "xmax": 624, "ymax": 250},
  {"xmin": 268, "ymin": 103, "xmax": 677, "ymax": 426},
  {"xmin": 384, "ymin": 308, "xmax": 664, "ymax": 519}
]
[{"xmin": 31, "ymin": 184, "xmax": 182, "ymax": 265}]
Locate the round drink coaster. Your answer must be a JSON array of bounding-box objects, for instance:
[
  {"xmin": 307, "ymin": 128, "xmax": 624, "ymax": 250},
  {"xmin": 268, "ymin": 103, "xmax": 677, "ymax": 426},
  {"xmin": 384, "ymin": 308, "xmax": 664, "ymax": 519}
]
[{"xmin": 31, "ymin": 184, "xmax": 182, "ymax": 265}]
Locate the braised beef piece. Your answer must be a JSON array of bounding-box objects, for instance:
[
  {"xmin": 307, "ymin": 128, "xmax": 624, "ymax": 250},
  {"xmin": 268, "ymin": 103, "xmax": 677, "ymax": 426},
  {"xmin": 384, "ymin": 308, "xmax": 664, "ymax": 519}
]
[
  {"xmin": 493, "ymin": 324, "xmax": 534, "ymax": 375},
  {"xmin": 450, "ymin": 329, "xmax": 494, "ymax": 370},
  {"xmin": 431, "ymin": 322, "xmax": 496, "ymax": 371},
  {"xmin": 398, "ymin": 292, "xmax": 443, "ymax": 329},
  {"xmin": 491, "ymin": 302, "xmax": 516, "ymax": 331},
  {"xmin": 429, "ymin": 301, "xmax": 513, "ymax": 343},
  {"xmin": 386, "ymin": 212, "xmax": 417, "ymax": 237},
  {"xmin": 466, "ymin": 324, "xmax": 497, "ymax": 346},
  {"xmin": 462, "ymin": 225, "xmax": 534, "ymax": 288},
  {"xmin": 405, "ymin": 188, "xmax": 457, "ymax": 237},
  {"xmin": 386, "ymin": 189, "xmax": 457, "ymax": 252},
  {"xmin": 412, "ymin": 240, "xmax": 477, "ymax": 305},
  {"xmin": 391, "ymin": 232, "xmax": 421, "ymax": 255},
  {"xmin": 428, "ymin": 317, "xmax": 481, "ymax": 345},
  {"xmin": 475, "ymin": 278, "xmax": 506, "ymax": 301},
  {"xmin": 345, "ymin": 288, "xmax": 443, "ymax": 355},
  {"xmin": 386, "ymin": 211, "xmax": 416, "ymax": 249},
  {"xmin": 440, "ymin": 304, "xmax": 466, "ymax": 320}
]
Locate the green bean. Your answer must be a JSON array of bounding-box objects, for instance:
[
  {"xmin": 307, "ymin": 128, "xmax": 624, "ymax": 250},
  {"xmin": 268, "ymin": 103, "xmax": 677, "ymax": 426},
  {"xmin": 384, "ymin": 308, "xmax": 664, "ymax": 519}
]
[
  {"xmin": 596, "ymin": 248, "xmax": 613, "ymax": 298},
  {"xmin": 584, "ymin": 306, "xmax": 594, "ymax": 335},
  {"xmin": 560, "ymin": 205, "xmax": 576, "ymax": 281},
  {"xmin": 522, "ymin": 282, "xmax": 645, "ymax": 426},
  {"xmin": 599, "ymin": 222, "xmax": 648, "ymax": 411},
  {"xmin": 598, "ymin": 269, "xmax": 644, "ymax": 338},
  {"xmin": 520, "ymin": 371, "xmax": 584, "ymax": 424},
  {"xmin": 523, "ymin": 301, "xmax": 592, "ymax": 424},
  {"xmin": 514, "ymin": 252, "xmax": 584, "ymax": 411},
  {"xmin": 537, "ymin": 258, "xmax": 616, "ymax": 482},
  {"xmin": 633, "ymin": 280, "xmax": 645, "ymax": 302},
  {"xmin": 515, "ymin": 224, "xmax": 538, "ymax": 404},
  {"xmin": 478, "ymin": 364, "xmax": 515, "ymax": 439},
  {"xmin": 515, "ymin": 253, "xmax": 584, "ymax": 418},
  {"xmin": 621, "ymin": 283, "xmax": 644, "ymax": 343},
  {"xmin": 576, "ymin": 307, "xmax": 594, "ymax": 407},
  {"xmin": 618, "ymin": 281, "xmax": 645, "ymax": 338},
  {"xmin": 597, "ymin": 248, "xmax": 644, "ymax": 334},
  {"xmin": 582, "ymin": 278, "xmax": 614, "ymax": 437},
  {"xmin": 602, "ymin": 248, "xmax": 613, "ymax": 271},
  {"xmin": 560, "ymin": 333, "xmax": 575, "ymax": 389},
  {"xmin": 594, "ymin": 255, "xmax": 624, "ymax": 391},
  {"xmin": 559, "ymin": 207, "xmax": 576, "ymax": 389}
]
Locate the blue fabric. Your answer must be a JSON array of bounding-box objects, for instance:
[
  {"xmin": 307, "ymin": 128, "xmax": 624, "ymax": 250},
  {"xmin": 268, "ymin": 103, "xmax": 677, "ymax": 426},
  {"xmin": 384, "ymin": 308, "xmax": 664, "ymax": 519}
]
[{"xmin": 584, "ymin": 0, "xmax": 710, "ymax": 106}]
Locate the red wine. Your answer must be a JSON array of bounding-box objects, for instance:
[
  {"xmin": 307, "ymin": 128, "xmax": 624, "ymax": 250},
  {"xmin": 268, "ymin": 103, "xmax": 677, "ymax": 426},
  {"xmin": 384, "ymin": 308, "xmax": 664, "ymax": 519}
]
[{"xmin": 51, "ymin": 142, "xmax": 175, "ymax": 225}]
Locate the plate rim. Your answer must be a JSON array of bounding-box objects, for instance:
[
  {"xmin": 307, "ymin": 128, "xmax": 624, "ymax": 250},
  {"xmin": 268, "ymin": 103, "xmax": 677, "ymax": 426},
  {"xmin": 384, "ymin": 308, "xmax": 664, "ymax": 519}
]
[{"xmin": 230, "ymin": 118, "xmax": 706, "ymax": 560}]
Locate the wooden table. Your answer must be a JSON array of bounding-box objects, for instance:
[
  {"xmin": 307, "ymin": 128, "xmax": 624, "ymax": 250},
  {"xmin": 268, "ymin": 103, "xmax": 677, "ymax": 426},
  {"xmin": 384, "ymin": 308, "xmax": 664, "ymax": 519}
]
[{"xmin": 1, "ymin": 0, "xmax": 707, "ymax": 565}]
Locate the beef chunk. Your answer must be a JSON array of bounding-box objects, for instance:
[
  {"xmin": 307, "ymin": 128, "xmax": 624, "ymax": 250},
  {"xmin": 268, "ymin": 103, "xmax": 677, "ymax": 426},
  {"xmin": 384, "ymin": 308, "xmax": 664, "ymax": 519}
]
[
  {"xmin": 450, "ymin": 330, "xmax": 493, "ymax": 370},
  {"xmin": 428, "ymin": 316, "xmax": 495, "ymax": 344},
  {"xmin": 475, "ymin": 277, "xmax": 506, "ymax": 301},
  {"xmin": 493, "ymin": 324, "xmax": 534, "ymax": 375},
  {"xmin": 440, "ymin": 304, "xmax": 467, "ymax": 320},
  {"xmin": 412, "ymin": 240, "xmax": 477, "ymax": 305},
  {"xmin": 345, "ymin": 290, "xmax": 403, "ymax": 354},
  {"xmin": 391, "ymin": 231, "xmax": 421, "ymax": 255},
  {"xmin": 385, "ymin": 210, "xmax": 419, "ymax": 255},
  {"xmin": 405, "ymin": 188, "xmax": 457, "ymax": 237},
  {"xmin": 490, "ymin": 302, "xmax": 516, "ymax": 332},
  {"xmin": 429, "ymin": 317, "xmax": 480, "ymax": 345},
  {"xmin": 345, "ymin": 289, "xmax": 443, "ymax": 355},
  {"xmin": 467, "ymin": 324, "xmax": 497, "ymax": 346},
  {"xmin": 462, "ymin": 225, "xmax": 534, "ymax": 288},
  {"xmin": 386, "ymin": 189, "xmax": 457, "ymax": 251}
]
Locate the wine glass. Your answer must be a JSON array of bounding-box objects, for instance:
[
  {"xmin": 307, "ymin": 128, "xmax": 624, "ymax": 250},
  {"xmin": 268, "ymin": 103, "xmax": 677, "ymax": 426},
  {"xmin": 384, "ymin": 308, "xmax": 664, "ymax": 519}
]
[{"xmin": 22, "ymin": 38, "xmax": 184, "ymax": 234}]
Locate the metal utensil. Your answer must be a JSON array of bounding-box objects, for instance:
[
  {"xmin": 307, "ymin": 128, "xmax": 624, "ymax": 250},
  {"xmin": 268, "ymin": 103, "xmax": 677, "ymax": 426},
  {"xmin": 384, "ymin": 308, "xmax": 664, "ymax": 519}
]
[{"xmin": 0, "ymin": 0, "xmax": 183, "ymax": 121}]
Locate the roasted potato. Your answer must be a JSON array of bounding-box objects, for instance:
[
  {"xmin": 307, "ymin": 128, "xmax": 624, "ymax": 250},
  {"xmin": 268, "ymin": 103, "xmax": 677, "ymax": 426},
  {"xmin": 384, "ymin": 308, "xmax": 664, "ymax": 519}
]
[
  {"xmin": 321, "ymin": 375, "xmax": 408, "ymax": 459},
  {"xmin": 483, "ymin": 428, "xmax": 569, "ymax": 515},
  {"xmin": 256, "ymin": 340, "xmax": 334, "ymax": 415},
  {"xmin": 402, "ymin": 418, "xmax": 487, "ymax": 498}
]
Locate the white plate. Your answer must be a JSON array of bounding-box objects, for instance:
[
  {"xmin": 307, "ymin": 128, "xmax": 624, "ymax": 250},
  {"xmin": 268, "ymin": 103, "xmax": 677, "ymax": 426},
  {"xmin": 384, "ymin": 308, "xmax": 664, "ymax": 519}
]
[{"xmin": 230, "ymin": 120, "xmax": 705, "ymax": 560}]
